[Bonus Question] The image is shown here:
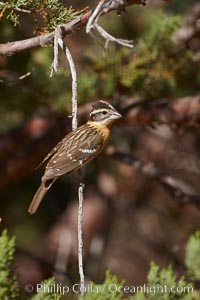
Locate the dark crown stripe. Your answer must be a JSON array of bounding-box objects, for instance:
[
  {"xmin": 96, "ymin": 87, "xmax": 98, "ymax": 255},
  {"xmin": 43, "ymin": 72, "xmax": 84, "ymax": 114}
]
[{"xmin": 92, "ymin": 100, "xmax": 114, "ymax": 111}]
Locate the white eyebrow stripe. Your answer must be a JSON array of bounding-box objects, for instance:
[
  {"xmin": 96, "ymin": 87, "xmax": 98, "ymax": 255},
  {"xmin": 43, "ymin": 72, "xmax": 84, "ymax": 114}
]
[
  {"xmin": 90, "ymin": 111, "xmax": 99, "ymax": 116},
  {"xmin": 90, "ymin": 108, "xmax": 111, "ymax": 116}
]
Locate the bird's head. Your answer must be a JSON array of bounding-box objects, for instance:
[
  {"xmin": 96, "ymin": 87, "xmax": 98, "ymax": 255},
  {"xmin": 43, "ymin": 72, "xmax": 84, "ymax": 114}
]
[{"xmin": 89, "ymin": 100, "xmax": 122, "ymax": 127}]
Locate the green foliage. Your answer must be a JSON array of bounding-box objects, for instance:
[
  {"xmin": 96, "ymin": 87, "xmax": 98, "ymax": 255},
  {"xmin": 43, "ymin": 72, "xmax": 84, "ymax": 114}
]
[
  {"xmin": 30, "ymin": 278, "xmax": 61, "ymax": 300},
  {"xmin": 80, "ymin": 264, "xmax": 197, "ymax": 300},
  {"xmin": 139, "ymin": 11, "xmax": 181, "ymax": 53},
  {"xmin": 37, "ymin": 1, "xmax": 82, "ymax": 32},
  {"xmin": 121, "ymin": 12, "xmax": 181, "ymax": 98},
  {"xmin": 0, "ymin": 0, "xmax": 28, "ymax": 26},
  {"xmin": 78, "ymin": 72, "xmax": 98, "ymax": 103},
  {"xmin": 0, "ymin": 229, "xmax": 200, "ymax": 300},
  {"xmin": 79, "ymin": 269, "xmax": 124, "ymax": 300},
  {"xmin": 148, "ymin": 263, "xmax": 184, "ymax": 290},
  {"xmin": 85, "ymin": 11, "xmax": 197, "ymax": 100},
  {"xmin": 0, "ymin": 0, "xmax": 84, "ymax": 32},
  {"xmin": 130, "ymin": 263, "xmax": 195, "ymax": 300},
  {"xmin": 185, "ymin": 231, "xmax": 200, "ymax": 281},
  {"xmin": 1, "ymin": 8, "xmax": 199, "ymax": 132},
  {"xmin": 1, "ymin": 1, "xmax": 200, "ymax": 299},
  {"xmin": 0, "ymin": 229, "xmax": 19, "ymax": 300},
  {"xmin": 0, "ymin": 230, "xmax": 62, "ymax": 300}
]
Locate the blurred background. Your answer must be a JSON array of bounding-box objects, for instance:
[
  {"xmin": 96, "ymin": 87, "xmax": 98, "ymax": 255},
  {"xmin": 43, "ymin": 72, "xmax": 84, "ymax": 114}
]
[{"xmin": 1, "ymin": 0, "xmax": 200, "ymax": 298}]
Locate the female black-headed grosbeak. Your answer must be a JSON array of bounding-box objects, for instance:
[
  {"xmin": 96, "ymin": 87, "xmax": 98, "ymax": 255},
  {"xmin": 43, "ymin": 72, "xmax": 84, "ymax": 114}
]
[{"xmin": 28, "ymin": 100, "xmax": 122, "ymax": 214}]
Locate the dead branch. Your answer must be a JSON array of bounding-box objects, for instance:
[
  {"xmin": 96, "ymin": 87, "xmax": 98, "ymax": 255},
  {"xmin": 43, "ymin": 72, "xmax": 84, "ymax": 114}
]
[
  {"xmin": 1, "ymin": 95, "xmax": 200, "ymax": 188},
  {"xmin": 121, "ymin": 95, "xmax": 200, "ymax": 132},
  {"xmin": 49, "ymin": 26, "xmax": 85, "ymax": 291},
  {"xmin": 107, "ymin": 149, "xmax": 200, "ymax": 206},
  {"xmin": 58, "ymin": 37, "xmax": 85, "ymax": 293},
  {"xmin": 0, "ymin": 0, "xmax": 147, "ymax": 56},
  {"xmin": 86, "ymin": 0, "xmax": 106, "ymax": 34},
  {"xmin": 86, "ymin": 0, "xmax": 133, "ymax": 48},
  {"xmin": 0, "ymin": 71, "xmax": 31, "ymax": 84},
  {"xmin": 50, "ymin": 28, "xmax": 59, "ymax": 76},
  {"xmin": 78, "ymin": 182, "xmax": 85, "ymax": 293}
]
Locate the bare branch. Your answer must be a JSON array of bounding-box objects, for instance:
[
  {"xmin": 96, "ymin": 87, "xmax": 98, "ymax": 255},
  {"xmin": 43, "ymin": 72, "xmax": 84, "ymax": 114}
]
[
  {"xmin": 2, "ymin": 95, "xmax": 200, "ymax": 188},
  {"xmin": 19, "ymin": 71, "xmax": 31, "ymax": 80},
  {"xmin": 120, "ymin": 95, "xmax": 200, "ymax": 132},
  {"xmin": 95, "ymin": 23, "xmax": 134, "ymax": 48},
  {"xmin": 57, "ymin": 28, "xmax": 78, "ymax": 129},
  {"xmin": 50, "ymin": 25, "xmax": 78, "ymax": 129},
  {"xmin": 107, "ymin": 149, "xmax": 200, "ymax": 206},
  {"xmin": 0, "ymin": 1, "xmax": 31, "ymax": 14},
  {"xmin": 86, "ymin": 0, "xmax": 106, "ymax": 34},
  {"xmin": 86, "ymin": 0, "xmax": 133, "ymax": 49},
  {"xmin": 50, "ymin": 29, "xmax": 59, "ymax": 77},
  {"xmin": 0, "ymin": 0, "xmax": 147, "ymax": 56},
  {"xmin": 52, "ymin": 25, "xmax": 85, "ymax": 292},
  {"xmin": 78, "ymin": 182, "xmax": 85, "ymax": 295},
  {"xmin": 0, "ymin": 71, "xmax": 31, "ymax": 84}
]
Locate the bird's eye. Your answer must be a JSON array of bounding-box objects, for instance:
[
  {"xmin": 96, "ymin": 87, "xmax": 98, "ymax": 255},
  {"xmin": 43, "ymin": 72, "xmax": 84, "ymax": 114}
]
[{"xmin": 102, "ymin": 110, "xmax": 107, "ymax": 115}]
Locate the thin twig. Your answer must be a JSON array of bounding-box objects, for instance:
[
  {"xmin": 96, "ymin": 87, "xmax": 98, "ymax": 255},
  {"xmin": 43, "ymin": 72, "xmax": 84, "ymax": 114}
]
[
  {"xmin": 95, "ymin": 23, "xmax": 134, "ymax": 48},
  {"xmin": 50, "ymin": 29, "xmax": 59, "ymax": 77},
  {"xmin": 86, "ymin": 0, "xmax": 133, "ymax": 48},
  {"xmin": 0, "ymin": 1, "xmax": 31, "ymax": 14},
  {"xmin": 57, "ymin": 28, "xmax": 78, "ymax": 129},
  {"xmin": 53, "ymin": 26, "xmax": 85, "ymax": 293},
  {"xmin": 0, "ymin": 71, "xmax": 31, "ymax": 84},
  {"xmin": 86, "ymin": 0, "xmax": 106, "ymax": 34},
  {"xmin": 19, "ymin": 71, "xmax": 31, "ymax": 80},
  {"xmin": 78, "ymin": 180, "xmax": 85, "ymax": 295}
]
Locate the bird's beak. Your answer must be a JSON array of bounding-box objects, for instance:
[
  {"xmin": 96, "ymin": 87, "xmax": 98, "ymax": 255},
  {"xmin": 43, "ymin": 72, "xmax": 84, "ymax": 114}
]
[{"xmin": 112, "ymin": 111, "xmax": 122, "ymax": 120}]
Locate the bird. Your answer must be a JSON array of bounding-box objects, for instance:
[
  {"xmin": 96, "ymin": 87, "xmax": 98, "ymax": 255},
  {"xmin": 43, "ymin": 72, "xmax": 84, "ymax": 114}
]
[{"xmin": 28, "ymin": 100, "xmax": 122, "ymax": 214}]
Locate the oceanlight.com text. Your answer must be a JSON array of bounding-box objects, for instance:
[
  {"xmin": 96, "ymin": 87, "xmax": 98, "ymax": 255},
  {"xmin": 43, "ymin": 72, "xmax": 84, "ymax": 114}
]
[{"xmin": 24, "ymin": 282, "xmax": 194, "ymax": 296}]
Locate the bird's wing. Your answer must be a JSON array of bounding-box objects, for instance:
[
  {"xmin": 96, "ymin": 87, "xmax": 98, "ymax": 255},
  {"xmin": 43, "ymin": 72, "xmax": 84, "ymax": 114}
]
[
  {"xmin": 37, "ymin": 124, "xmax": 92, "ymax": 168},
  {"xmin": 43, "ymin": 124, "xmax": 106, "ymax": 180}
]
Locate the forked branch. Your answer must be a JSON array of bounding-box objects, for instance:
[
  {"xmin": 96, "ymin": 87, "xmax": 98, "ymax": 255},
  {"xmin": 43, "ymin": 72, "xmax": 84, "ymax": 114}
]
[
  {"xmin": 86, "ymin": 0, "xmax": 134, "ymax": 48},
  {"xmin": 0, "ymin": 0, "xmax": 147, "ymax": 56}
]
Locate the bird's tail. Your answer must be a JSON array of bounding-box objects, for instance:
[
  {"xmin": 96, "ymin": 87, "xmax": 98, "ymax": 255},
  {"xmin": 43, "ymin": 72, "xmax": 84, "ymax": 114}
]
[{"xmin": 28, "ymin": 178, "xmax": 56, "ymax": 214}]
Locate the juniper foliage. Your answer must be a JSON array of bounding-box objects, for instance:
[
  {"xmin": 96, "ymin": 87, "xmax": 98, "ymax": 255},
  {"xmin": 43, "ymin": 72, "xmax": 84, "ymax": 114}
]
[
  {"xmin": 0, "ymin": 0, "xmax": 84, "ymax": 31},
  {"xmin": 0, "ymin": 230, "xmax": 19, "ymax": 300},
  {"xmin": 185, "ymin": 231, "xmax": 200, "ymax": 281},
  {"xmin": 1, "ymin": 227, "xmax": 200, "ymax": 299}
]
